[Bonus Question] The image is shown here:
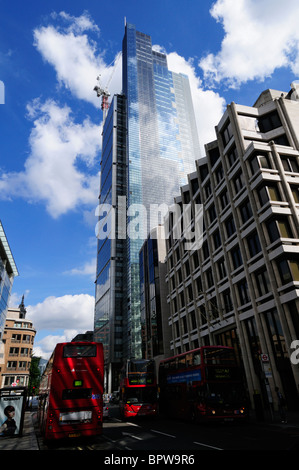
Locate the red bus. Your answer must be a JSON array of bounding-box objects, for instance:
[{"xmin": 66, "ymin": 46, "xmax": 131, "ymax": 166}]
[
  {"xmin": 159, "ymin": 346, "xmax": 248, "ymax": 423},
  {"xmin": 119, "ymin": 359, "xmax": 158, "ymax": 418},
  {"xmin": 38, "ymin": 341, "xmax": 104, "ymax": 441}
]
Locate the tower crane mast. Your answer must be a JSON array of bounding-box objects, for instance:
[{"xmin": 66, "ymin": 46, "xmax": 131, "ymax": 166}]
[{"xmin": 93, "ymin": 53, "xmax": 121, "ymax": 122}]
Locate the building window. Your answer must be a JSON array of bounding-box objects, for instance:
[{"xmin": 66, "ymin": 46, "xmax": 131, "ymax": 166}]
[
  {"xmin": 196, "ymin": 276, "xmax": 203, "ymax": 295},
  {"xmin": 225, "ymin": 216, "xmax": 236, "ymax": 238},
  {"xmin": 199, "ymin": 164, "xmax": 209, "ymax": 182},
  {"xmin": 187, "ymin": 284, "xmax": 193, "ymax": 303},
  {"xmin": 202, "ymin": 242, "xmax": 210, "ymax": 261},
  {"xmin": 277, "ymin": 258, "xmax": 299, "ymax": 284},
  {"xmin": 233, "ymin": 172, "xmax": 245, "ymax": 194},
  {"xmin": 281, "ymin": 156, "xmax": 299, "ymax": 173},
  {"xmin": 247, "ymin": 231, "xmax": 262, "ymax": 257},
  {"xmin": 189, "ymin": 311, "xmax": 197, "ymax": 330},
  {"xmin": 221, "ymin": 120, "xmax": 233, "ymax": 147},
  {"xmin": 220, "ymin": 189, "xmax": 230, "ymax": 210},
  {"xmin": 240, "ymin": 199, "xmax": 253, "ymax": 224},
  {"xmin": 180, "ymin": 291, "xmax": 185, "ymax": 309},
  {"xmin": 255, "ymin": 269, "xmax": 271, "ymax": 297},
  {"xmin": 231, "ymin": 246, "xmax": 243, "ymax": 269},
  {"xmin": 215, "ymin": 164, "xmax": 224, "ymax": 185},
  {"xmin": 237, "ymin": 279, "xmax": 250, "ymax": 305},
  {"xmin": 266, "ymin": 217, "xmax": 293, "ymax": 242},
  {"xmin": 249, "ymin": 152, "xmax": 271, "ymax": 175},
  {"xmin": 217, "ymin": 258, "xmax": 227, "ymax": 280},
  {"xmin": 209, "ymin": 205, "xmax": 217, "ymax": 224},
  {"xmin": 273, "ymin": 135, "xmax": 289, "ymax": 146},
  {"xmin": 191, "ymin": 178, "xmax": 199, "ymax": 196},
  {"xmin": 291, "ymin": 185, "xmax": 299, "ymax": 203},
  {"xmin": 258, "ymin": 184, "xmax": 282, "ymax": 206},
  {"xmin": 227, "ymin": 145, "xmax": 238, "ymax": 167},
  {"xmin": 258, "ymin": 111, "xmax": 282, "ymax": 133},
  {"xmin": 213, "ymin": 230, "xmax": 222, "ymax": 250},
  {"xmin": 205, "ymin": 181, "xmax": 212, "ymax": 198},
  {"xmin": 192, "ymin": 251, "xmax": 199, "ymax": 269},
  {"xmin": 209, "ymin": 146, "xmax": 221, "ymax": 166},
  {"xmin": 264, "ymin": 308, "xmax": 288, "ymax": 360},
  {"xmin": 222, "ymin": 290, "xmax": 233, "ymax": 313},
  {"xmin": 206, "ymin": 268, "xmax": 214, "ymax": 289}
]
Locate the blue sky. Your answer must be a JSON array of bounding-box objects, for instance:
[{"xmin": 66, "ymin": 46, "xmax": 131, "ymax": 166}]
[{"xmin": 1, "ymin": 0, "xmax": 299, "ymax": 359}]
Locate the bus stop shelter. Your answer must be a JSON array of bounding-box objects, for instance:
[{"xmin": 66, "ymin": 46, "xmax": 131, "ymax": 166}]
[{"xmin": 0, "ymin": 387, "xmax": 27, "ymax": 438}]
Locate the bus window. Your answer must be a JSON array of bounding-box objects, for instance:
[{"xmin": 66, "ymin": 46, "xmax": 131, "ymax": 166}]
[
  {"xmin": 63, "ymin": 344, "xmax": 97, "ymax": 357},
  {"xmin": 178, "ymin": 356, "xmax": 186, "ymax": 368},
  {"xmin": 193, "ymin": 351, "xmax": 201, "ymax": 365},
  {"xmin": 186, "ymin": 353, "xmax": 193, "ymax": 367}
]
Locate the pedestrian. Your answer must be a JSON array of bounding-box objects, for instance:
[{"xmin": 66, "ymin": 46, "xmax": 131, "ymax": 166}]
[{"xmin": 275, "ymin": 386, "xmax": 287, "ymax": 423}]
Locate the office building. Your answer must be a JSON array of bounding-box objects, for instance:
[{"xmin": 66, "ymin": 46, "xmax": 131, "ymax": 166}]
[
  {"xmin": 0, "ymin": 220, "xmax": 18, "ymax": 341},
  {"xmin": 139, "ymin": 226, "xmax": 171, "ymax": 362},
  {"xmin": 0, "ymin": 298, "xmax": 36, "ymax": 388},
  {"xmin": 164, "ymin": 85, "xmax": 299, "ymax": 412},
  {"xmin": 94, "ymin": 94, "xmax": 127, "ymax": 391},
  {"xmin": 122, "ymin": 22, "xmax": 200, "ymax": 360},
  {"xmin": 94, "ymin": 24, "xmax": 200, "ymax": 390}
]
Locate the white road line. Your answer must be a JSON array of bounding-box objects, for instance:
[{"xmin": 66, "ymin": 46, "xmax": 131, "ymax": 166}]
[
  {"xmin": 150, "ymin": 429, "xmax": 176, "ymax": 438},
  {"xmin": 122, "ymin": 432, "xmax": 143, "ymax": 440},
  {"xmin": 194, "ymin": 441, "xmax": 223, "ymax": 450}
]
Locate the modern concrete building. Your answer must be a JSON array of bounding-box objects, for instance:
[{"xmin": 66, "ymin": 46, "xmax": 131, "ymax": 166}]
[
  {"xmin": 0, "ymin": 298, "xmax": 36, "ymax": 388},
  {"xmin": 164, "ymin": 85, "xmax": 299, "ymax": 412}
]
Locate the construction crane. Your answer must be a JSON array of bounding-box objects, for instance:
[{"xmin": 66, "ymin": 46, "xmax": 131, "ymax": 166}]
[{"xmin": 93, "ymin": 52, "xmax": 121, "ymax": 122}]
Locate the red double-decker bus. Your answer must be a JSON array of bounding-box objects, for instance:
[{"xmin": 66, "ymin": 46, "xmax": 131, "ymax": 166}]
[
  {"xmin": 159, "ymin": 346, "xmax": 248, "ymax": 423},
  {"xmin": 119, "ymin": 359, "xmax": 158, "ymax": 418},
  {"xmin": 38, "ymin": 341, "xmax": 104, "ymax": 441}
]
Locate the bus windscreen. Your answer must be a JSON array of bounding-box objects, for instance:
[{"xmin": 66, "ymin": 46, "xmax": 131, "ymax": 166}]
[{"xmin": 63, "ymin": 344, "xmax": 97, "ymax": 358}]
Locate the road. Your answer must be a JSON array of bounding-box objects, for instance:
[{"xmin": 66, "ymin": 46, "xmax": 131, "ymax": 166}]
[{"xmin": 36, "ymin": 404, "xmax": 299, "ymax": 452}]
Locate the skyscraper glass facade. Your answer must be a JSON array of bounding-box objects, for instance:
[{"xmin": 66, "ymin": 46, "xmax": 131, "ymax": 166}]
[
  {"xmin": 122, "ymin": 23, "xmax": 200, "ymax": 358},
  {"xmin": 94, "ymin": 95, "xmax": 127, "ymax": 391},
  {"xmin": 0, "ymin": 221, "xmax": 18, "ymax": 340},
  {"xmin": 95, "ymin": 24, "xmax": 200, "ymax": 387}
]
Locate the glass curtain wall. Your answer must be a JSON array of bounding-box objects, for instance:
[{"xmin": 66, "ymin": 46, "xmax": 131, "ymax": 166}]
[{"xmin": 123, "ymin": 22, "xmax": 200, "ymax": 358}]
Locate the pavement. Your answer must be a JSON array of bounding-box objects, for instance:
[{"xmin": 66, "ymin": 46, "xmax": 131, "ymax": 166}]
[{"xmin": 0, "ymin": 408, "xmax": 299, "ymax": 451}]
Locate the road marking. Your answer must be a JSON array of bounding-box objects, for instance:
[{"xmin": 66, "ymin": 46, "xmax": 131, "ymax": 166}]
[
  {"xmin": 194, "ymin": 441, "xmax": 223, "ymax": 450},
  {"xmin": 122, "ymin": 432, "xmax": 143, "ymax": 440},
  {"xmin": 151, "ymin": 429, "xmax": 176, "ymax": 438}
]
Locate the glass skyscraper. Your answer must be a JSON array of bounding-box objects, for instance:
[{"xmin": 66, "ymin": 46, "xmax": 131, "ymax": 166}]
[
  {"xmin": 122, "ymin": 23, "xmax": 200, "ymax": 359},
  {"xmin": 94, "ymin": 23, "xmax": 200, "ymax": 389}
]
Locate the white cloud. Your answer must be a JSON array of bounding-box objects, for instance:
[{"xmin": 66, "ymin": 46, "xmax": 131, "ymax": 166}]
[
  {"xmin": 27, "ymin": 293, "xmax": 95, "ymax": 331},
  {"xmin": 167, "ymin": 52, "xmax": 226, "ymax": 153},
  {"xmin": 51, "ymin": 11, "xmax": 100, "ymax": 35},
  {"xmin": 199, "ymin": 0, "xmax": 299, "ymax": 88},
  {"xmin": 64, "ymin": 257, "xmax": 97, "ymax": 279},
  {"xmin": 0, "ymin": 99, "xmax": 101, "ymax": 218},
  {"xmin": 33, "ymin": 12, "xmax": 122, "ymax": 106},
  {"xmin": 33, "ymin": 330, "xmax": 81, "ymax": 360}
]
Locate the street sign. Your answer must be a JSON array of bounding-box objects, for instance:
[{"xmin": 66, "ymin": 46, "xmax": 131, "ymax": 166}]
[{"xmin": 261, "ymin": 354, "xmax": 269, "ymax": 362}]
